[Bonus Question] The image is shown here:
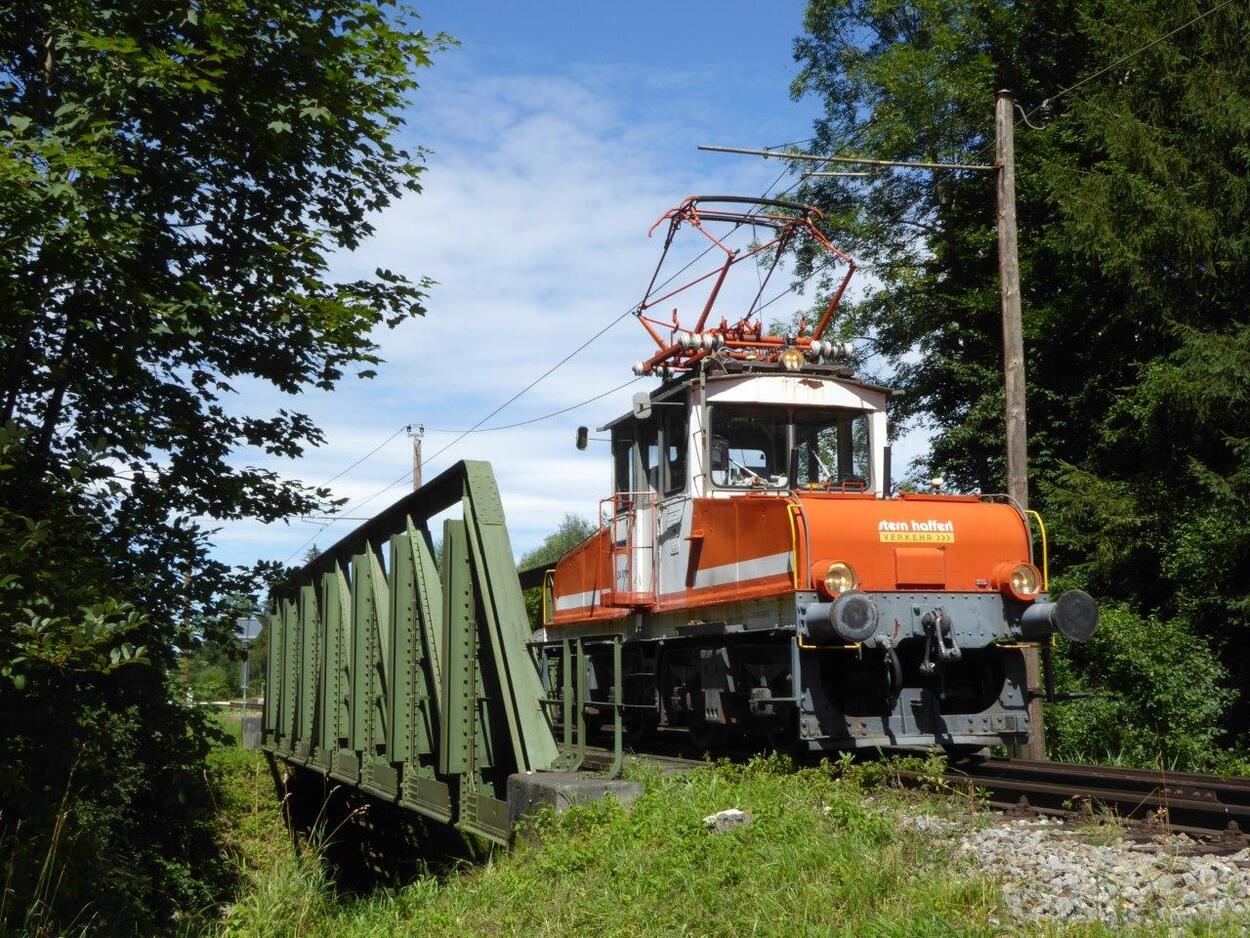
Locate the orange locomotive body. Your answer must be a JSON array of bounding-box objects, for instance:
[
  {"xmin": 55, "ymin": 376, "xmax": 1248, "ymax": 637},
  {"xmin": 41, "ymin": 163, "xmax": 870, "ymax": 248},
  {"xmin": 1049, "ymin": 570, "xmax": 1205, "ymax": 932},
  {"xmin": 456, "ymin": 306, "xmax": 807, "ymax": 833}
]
[{"xmin": 533, "ymin": 196, "xmax": 1098, "ymax": 753}]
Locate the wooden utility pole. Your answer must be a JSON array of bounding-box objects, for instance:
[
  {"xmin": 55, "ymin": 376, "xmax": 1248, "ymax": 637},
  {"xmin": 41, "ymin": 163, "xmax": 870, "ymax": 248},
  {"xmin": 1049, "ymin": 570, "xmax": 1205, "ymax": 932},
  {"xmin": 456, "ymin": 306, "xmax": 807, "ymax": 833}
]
[
  {"xmin": 996, "ymin": 90, "xmax": 1029, "ymax": 513},
  {"xmin": 996, "ymin": 89, "xmax": 1046, "ymax": 761},
  {"xmin": 409, "ymin": 424, "xmax": 424, "ymax": 491}
]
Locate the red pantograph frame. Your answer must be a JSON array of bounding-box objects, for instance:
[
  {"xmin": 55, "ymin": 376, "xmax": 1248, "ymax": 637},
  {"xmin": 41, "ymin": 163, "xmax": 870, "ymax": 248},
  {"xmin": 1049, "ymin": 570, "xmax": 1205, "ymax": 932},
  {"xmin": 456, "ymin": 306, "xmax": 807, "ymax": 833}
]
[{"xmin": 633, "ymin": 195, "xmax": 857, "ymax": 375}]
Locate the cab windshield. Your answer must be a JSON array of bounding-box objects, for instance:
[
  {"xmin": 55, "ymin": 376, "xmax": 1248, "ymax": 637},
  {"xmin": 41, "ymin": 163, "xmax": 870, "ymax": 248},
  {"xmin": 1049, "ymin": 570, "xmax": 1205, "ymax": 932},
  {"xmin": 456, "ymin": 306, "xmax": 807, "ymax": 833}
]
[
  {"xmin": 709, "ymin": 405, "xmax": 789, "ymax": 487},
  {"xmin": 793, "ymin": 408, "xmax": 871, "ymax": 489},
  {"xmin": 709, "ymin": 404, "xmax": 872, "ymax": 490}
]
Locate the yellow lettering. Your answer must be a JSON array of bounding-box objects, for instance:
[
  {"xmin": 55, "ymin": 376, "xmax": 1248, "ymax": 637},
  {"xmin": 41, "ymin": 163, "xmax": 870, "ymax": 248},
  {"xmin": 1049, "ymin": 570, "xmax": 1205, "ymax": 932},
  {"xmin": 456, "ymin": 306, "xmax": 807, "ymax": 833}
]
[{"xmin": 879, "ymin": 531, "xmax": 956, "ymax": 544}]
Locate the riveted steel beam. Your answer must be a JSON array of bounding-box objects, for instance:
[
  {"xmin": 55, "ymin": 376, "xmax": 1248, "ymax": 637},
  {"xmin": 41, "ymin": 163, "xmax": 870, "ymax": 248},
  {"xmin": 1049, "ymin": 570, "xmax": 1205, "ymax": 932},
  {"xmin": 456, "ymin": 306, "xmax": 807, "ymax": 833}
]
[{"xmin": 262, "ymin": 461, "xmax": 559, "ymax": 845}]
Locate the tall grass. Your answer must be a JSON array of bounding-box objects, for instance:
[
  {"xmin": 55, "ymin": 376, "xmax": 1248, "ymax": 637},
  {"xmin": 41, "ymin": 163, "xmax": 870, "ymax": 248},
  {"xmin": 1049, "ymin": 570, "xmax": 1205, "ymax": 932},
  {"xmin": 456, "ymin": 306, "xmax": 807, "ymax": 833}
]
[
  {"xmin": 1, "ymin": 751, "xmax": 98, "ymax": 938},
  {"xmin": 201, "ymin": 751, "xmax": 1250, "ymax": 938},
  {"xmin": 209, "ymin": 755, "xmax": 1001, "ymax": 938}
]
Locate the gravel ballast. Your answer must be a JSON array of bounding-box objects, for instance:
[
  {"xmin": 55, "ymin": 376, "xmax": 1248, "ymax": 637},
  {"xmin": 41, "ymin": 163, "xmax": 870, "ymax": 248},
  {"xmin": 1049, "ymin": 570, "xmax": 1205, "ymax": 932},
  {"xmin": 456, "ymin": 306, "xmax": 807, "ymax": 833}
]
[{"xmin": 902, "ymin": 812, "xmax": 1250, "ymax": 928}]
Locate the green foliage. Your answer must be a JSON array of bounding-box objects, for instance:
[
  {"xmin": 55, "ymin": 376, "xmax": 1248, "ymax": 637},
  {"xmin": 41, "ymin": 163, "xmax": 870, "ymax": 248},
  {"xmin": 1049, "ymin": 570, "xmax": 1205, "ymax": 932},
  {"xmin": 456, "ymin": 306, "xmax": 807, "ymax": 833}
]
[
  {"xmin": 0, "ymin": 432, "xmax": 228, "ymax": 935},
  {"xmin": 1046, "ymin": 600, "xmax": 1233, "ymax": 770},
  {"xmin": 0, "ymin": 0, "xmax": 448, "ymax": 647},
  {"xmin": 791, "ymin": 0, "xmax": 1250, "ymax": 765},
  {"xmin": 186, "ymin": 623, "xmax": 259, "ymax": 703},
  {"xmin": 519, "ymin": 514, "xmax": 598, "ymax": 571},
  {"xmin": 519, "ymin": 513, "xmax": 596, "ymax": 626},
  {"xmin": 0, "ymin": 1, "xmax": 446, "ymax": 931}
]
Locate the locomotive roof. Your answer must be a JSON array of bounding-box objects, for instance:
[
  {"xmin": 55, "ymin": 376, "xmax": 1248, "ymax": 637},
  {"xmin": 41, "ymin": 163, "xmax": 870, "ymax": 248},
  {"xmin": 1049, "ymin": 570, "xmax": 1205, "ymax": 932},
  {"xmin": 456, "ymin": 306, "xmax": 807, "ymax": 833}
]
[{"xmin": 598, "ymin": 360, "xmax": 893, "ymax": 432}]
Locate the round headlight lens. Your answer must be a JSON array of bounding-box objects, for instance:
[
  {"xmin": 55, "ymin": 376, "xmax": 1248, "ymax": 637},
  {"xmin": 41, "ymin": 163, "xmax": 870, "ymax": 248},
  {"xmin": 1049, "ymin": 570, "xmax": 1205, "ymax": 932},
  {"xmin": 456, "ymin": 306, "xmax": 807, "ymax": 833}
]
[
  {"xmin": 1009, "ymin": 563, "xmax": 1039, "ymax": 597},
  {"xmin": 780, "ymin": 347, "xmax": 804, "ymax": 372},
  {"xmin": 823, "ymin": 561, "xmax": 857, "ymax": 595}
]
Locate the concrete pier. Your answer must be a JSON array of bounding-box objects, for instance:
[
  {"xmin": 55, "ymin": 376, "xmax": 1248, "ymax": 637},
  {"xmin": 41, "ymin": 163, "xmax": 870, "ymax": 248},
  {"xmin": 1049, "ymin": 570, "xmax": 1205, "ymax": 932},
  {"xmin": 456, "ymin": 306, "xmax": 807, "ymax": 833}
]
[{"xmin": 506, "ymin": 771, "xmax": 643, "ymax": 831}]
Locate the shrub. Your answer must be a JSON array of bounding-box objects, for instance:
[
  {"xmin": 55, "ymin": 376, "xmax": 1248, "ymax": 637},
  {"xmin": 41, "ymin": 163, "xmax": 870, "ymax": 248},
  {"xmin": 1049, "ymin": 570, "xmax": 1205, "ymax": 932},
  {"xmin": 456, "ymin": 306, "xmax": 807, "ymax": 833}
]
[
  {"xmin": 0, "ymin": 434, "xmax": 230, "ymax": 935},
  {"xmin": 0, "ymin": 610, "xmax": 230, "ymax": 935},
  {"xmin": 1047, "ymin": 601, "xmax": 1233, "ymax": 770}
]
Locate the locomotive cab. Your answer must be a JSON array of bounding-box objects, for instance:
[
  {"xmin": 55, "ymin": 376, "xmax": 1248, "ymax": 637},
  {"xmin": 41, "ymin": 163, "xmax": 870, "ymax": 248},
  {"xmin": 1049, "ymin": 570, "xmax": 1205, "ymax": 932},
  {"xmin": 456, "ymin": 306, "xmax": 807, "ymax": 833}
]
[{"xmin": 596, "ymin": 368, "xmax": 890, "ymax": 610}]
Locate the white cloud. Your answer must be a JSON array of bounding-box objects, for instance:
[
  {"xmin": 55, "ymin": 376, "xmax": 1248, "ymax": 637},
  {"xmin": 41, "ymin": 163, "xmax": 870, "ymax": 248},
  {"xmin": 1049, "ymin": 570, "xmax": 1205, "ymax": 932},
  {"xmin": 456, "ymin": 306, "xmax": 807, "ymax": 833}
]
[{"xmin": 209, "ymin": 55, "xmax": 911, "ymax": 570}]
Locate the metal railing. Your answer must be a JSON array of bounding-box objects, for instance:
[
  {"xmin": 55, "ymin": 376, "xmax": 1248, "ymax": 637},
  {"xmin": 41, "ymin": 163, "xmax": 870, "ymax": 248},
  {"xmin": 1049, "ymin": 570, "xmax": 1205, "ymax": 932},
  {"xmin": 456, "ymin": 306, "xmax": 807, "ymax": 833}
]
[
  {"xmin": 530, "ymin": 635, "xmax": 645, "ymax": 780},
  {"xmin": 598, "ymin": 491, "xmax": 658, "ymax": 606}
]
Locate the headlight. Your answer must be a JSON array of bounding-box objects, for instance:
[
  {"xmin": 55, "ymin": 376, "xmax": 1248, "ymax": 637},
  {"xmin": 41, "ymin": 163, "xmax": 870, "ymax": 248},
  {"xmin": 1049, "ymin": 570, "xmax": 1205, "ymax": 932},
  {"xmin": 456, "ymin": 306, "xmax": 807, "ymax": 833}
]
[
  {"xmin": 1010, "ymin": 563, "xmax": 1039, "ymax": 596},
  {"xmin": 814, "ymin": 560, "xmax": 857, "ymax": 596},
  {"xmin": 780, "ymin": 347, "xmax": 804, "ymax": 372},
  {"xmin": 993, "ymin": 561, "xmax": 1041, "ymax": 601}
]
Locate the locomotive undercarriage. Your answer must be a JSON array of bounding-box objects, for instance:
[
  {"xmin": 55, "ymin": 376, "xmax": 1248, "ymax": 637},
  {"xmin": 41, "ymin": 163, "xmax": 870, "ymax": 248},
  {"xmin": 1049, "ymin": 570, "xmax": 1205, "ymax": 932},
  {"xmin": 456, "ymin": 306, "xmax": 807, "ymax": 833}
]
[{"xmin": 541, "ymin": 591, "xmax": 1036, "ymax": 752}]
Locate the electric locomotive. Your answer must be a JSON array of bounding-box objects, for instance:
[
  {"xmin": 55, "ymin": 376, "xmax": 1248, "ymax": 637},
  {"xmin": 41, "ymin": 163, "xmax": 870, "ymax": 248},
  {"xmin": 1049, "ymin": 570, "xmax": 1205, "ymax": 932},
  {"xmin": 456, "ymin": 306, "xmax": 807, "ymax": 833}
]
[{"xmin": 531, "ymin": 195, "xmax": 1098, "ymax": 753}]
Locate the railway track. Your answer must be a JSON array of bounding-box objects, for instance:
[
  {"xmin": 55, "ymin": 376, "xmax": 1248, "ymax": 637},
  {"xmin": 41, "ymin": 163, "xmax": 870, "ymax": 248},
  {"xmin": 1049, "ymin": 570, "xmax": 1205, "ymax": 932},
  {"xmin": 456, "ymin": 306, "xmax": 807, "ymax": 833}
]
[
  {"xmin": 571, "ymin": 728, "xmax": 1250, "ymax": 844},
  {"xmin": 902, "ymin": 758, "xmax": 1250, "ymax": 843}
]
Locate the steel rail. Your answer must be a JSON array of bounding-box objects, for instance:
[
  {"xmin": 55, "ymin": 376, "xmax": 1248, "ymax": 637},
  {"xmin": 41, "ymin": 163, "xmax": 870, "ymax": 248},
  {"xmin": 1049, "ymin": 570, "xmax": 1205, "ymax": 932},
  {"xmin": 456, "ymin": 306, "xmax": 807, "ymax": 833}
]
[
  {"xmin": 562, "ymin": 721, "xmax": 1250, "ymax": 844},
  {"xmin": 907, "ymin": 758, "xmax": 1250, "ymax": 841}
]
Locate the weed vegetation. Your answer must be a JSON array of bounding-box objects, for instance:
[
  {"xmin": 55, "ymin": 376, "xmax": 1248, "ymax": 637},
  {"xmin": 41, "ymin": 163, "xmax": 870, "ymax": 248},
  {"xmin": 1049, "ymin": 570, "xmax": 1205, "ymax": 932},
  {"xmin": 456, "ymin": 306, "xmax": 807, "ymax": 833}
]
[{"xmin": 201, "ymin": 744, "xmax": 1250, "ymax": 938}]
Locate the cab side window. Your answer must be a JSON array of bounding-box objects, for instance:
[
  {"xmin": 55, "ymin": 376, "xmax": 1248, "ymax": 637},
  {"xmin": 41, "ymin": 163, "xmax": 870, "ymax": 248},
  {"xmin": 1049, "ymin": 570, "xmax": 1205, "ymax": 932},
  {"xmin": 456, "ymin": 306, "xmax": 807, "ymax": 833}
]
[
  {"xmin": 615, "ymin": 419, "xmax": 659, "ymax": 496},
  {"xmin": 662, "ymin": 403, "xmax": 688, "ymax": 495},
  {"xmin": 639, "ymin": 418, "xmax": 659, "ymax": 492},
  {"xmin": 612, "ymin": 426, "xmax": 634, "ymax": 494}
]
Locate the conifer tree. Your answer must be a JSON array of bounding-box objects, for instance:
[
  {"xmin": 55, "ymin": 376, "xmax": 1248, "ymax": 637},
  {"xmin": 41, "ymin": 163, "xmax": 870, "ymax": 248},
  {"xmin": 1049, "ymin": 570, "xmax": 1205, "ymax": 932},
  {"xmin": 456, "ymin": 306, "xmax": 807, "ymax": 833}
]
[{"xmin": 792, "ymin": 0, "xmax": 1249, "ymax": 762}]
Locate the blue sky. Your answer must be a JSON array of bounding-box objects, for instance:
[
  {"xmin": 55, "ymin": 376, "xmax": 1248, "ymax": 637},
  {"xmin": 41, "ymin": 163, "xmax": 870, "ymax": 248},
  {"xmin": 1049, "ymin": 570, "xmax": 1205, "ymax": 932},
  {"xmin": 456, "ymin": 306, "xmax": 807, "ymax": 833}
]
[{"xmin": 210, "ymin": 2, "xmax": 922, "ymax": 570}]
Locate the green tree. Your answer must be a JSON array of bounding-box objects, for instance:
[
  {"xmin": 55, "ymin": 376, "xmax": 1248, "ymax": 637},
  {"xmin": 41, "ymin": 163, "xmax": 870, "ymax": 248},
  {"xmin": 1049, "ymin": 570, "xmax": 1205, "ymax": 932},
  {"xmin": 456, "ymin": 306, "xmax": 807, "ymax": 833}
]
[
  {"xmin": 1, "ymin": 0, "xmax": 445, "ymax": 639},
  {"xmin": 791, "ymin": 0, "xmax": 1249, "ymax": 765},
  {"xmin": 0, "ymin": 1, "xmax": 446, "ymax": 930},
  {"xmin": 0, "ymin": 431, "xmax": 227, "ymax": 934},
  {"xmin": 520, "ymin": 514, "xmax": 597, "ymax": 626}
]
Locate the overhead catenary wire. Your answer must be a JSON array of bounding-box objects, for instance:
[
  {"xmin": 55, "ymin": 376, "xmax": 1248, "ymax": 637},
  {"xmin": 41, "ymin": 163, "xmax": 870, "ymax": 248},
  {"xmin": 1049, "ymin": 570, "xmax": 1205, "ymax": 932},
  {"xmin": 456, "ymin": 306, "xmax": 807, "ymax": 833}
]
[
  {"xmin": 281, "ymin": 227, "xmax": 757, "ymax": 564},
  {"xmin": 698, "ymin": 144, "xmax": 996, "ymax": 173},
  {"xmin": 762, "ymin": 134, "xmax": 815, "ymax": 151},
  {"xmin": 746, "ymin": 129, "xmax": 1002, "ymax": 319},
  {"xmin": 329, "ymin": 380, "xmax": 642, "ymax": 523},
  {"xmin": 1021, "ymin": 0, "xmax": 1238, "ymax": 122},
  {"xmin": 316, "ymin": 424, "xmax": 408, "ymax": 487},
  {"xmin": 422, "ymin": 375, "xmax": 643, "ymax": 433},
  {"xmin": 280, "ymin": 362, "xmax": 638, "ymax": 563}
]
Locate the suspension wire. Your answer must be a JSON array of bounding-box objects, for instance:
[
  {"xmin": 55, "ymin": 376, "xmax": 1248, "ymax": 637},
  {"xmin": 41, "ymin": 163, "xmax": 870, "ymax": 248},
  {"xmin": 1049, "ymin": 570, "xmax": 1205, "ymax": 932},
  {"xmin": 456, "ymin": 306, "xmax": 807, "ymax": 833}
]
[
  {"xmin": 281, "ymin": 353, "xmax": 638, "ymax": 563},
  {"xmin": 317, "ymin": 425, "xmax": 407, "ymax": 487},
  {"xmin": 1021, "ymin": 0, "xmax": 1238, "ymax": 123},
  {"xmin": 762, "ymin": 134, "xmax": 815, "ymax": 150},
  {"xmin": 278, "ymin": 425, "xmax": 411, "ymax": 568},
  {"xmin": 304, "ymin": 376, "xmax": 642, "ymax": 534},
  {"xmin": 422, "ymin": 376, "xmax": 642, "ymax": 433},
  {"xmin": 754, "ymin": 131, "xmax": 997, "ymax": 320}
]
